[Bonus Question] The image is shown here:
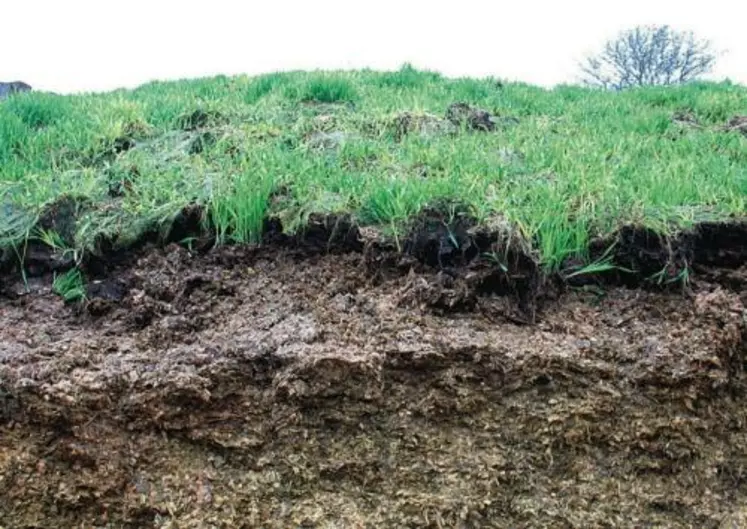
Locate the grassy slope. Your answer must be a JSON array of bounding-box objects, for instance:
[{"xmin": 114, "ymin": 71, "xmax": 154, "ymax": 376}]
[{"xmin": 1, "ymin": 66, "xmax": 746, "ymax": 272}]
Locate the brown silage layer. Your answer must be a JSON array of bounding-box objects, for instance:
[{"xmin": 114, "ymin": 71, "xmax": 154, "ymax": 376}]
[{"xmin": 1, "ymin": 223, "xmax": 747, "ymax": 527}]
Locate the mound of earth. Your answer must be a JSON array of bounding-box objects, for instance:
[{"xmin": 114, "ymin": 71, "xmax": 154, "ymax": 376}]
[
  {"xmin": 446, "ymin": 102, "xmax": 519, "ymax": 132},
  {"xmin": 1, "ymin": 239, "xmax": 747, "ymax": 528}
]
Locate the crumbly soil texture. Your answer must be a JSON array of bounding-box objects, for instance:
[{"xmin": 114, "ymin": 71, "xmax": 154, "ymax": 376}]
[{"xmin": 2, "ymin": 219, "xmax": 747, "ymax": 528}]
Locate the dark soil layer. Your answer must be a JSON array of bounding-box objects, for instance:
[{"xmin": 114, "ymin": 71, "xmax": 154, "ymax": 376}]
[
  {"xmin": 6, "ymin": 199, "xmax": 747, "ymax": 321},
  {"xmin": 1, "ymin": 237, "xmax": 747, "ymax": 528}
]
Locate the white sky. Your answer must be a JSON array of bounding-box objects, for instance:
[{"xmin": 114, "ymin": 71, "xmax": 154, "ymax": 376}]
[{"xmin": 2, "ymin": 0, "xmax": 745, "ymax": 94}]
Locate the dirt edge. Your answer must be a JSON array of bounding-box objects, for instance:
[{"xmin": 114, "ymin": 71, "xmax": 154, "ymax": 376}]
[{"xmin": 3, "ymin": 204, "xmax": 747, "ymax": 315}]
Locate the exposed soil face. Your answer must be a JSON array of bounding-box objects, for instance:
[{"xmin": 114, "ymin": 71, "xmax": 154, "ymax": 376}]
[{"xmin": 2, "ymin": 237, "xmax": 747, "ymax": 527}]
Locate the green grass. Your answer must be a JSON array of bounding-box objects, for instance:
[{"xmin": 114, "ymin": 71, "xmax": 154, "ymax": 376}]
[
  {"xmin": 52, "ymin": 267, "xmax": 87, "ymax": 303},
  {"xmin": 296, "ymin": 74, "xmax": 358, "ymax": 103},
  {"xmin": 1, "ymin": 67, "xmax": 746, "ymax": 272}
]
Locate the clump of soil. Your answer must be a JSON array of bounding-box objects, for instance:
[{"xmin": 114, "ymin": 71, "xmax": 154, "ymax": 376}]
[
  {"xmin": 390, "ymin": 111, "xmax": 457, "ymax": 140},
  {"xmin": 402, "ymin": 205, "xmax": 480, "ymax": 268},
  {"xmin": 583, "ymin": 221, "xmax": 747, "ymax": 290},
  {"xmin": 106, "ymin": 164, "xmax": 140, "ymax": 197},
  {"xmin": 178, "ymin": 109, "xmax": 226, "ymax": 131},
  {"xmin": 670, "ymin": 113, "xmax": 747, "ymax": 137},
  {"xmin": 609, "ymin": 225, "xmax": 690, "ymax": 286},
  {"xmin": 36, "ymin": 194, "xmax": 90, "ymax": 246},
  {"xmin": 672, "ymin": 110, "xmax": 702, "ymax": 129},
  {"xmin": 723, "ymin": 115, "xmax": 747, "ymax": 136},
  {"xmin": 380, "ymin": 104, "xmax": 519, "ymax": 141},
  {"xmin": 265, "ymin": 212, "xmax": 363, "ymax": 254},
  {"xmin": 9, "ymin": 195, "xmax": 93, "ymax": 277},
  {"xmin": 187, "ymin": 130, "xmax": 217, "ymax": 155},
  {"xmin": 446, "ymin": 101, "xmax": 496, "ymax": 131},
  {"xmin": 85, "ymin": 134, "xmax": 138, "ymax": 167},
  {"xmin": 305, "ymin": 130, "xmax": 350, "ymax": 151},
  {"xmin": 445, "ymin": 102, "xmax": 520, "ymax": 132},
  {"xmin": 360, "ymin": 207, "xmax": 543, "ymax": 321},
  {"xmin": 106, "ymin": 135, "xmax": 136, "ymax": 156}
]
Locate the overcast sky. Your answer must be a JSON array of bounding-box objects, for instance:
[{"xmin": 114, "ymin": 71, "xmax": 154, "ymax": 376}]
[{"xmin": 3, "ymin": 0, "xmax": 745, "ymax": 94}]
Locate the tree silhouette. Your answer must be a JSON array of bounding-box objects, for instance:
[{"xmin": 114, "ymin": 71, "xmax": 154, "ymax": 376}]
[{"xmin": 581, "ymin": 25, "xmax": 718, "ymax": 90}]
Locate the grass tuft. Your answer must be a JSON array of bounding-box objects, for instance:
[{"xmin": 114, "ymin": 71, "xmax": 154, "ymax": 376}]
[
  {"xmin": 377, "ymin": 63, "xmax": 442, "ymax": 89},
  {"xmin": 208, "ymin": 165, "xmax": 274, "ymax": 245},
  {"xmin": 297, "ymin": 75, "xmax": 358, "ymax": 103},
  {"xmin": 244, "ymin": 73, "xmax": 288, "ymax": 104},
  {"xmin": 52, "ymin": 267, "xmax": 87, "ymax": 303}
]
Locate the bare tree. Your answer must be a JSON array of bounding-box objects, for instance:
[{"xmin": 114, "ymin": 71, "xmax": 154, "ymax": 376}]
[{"xmin": 581, "ymin": 25, "xmax": 718, "ymax": 90}]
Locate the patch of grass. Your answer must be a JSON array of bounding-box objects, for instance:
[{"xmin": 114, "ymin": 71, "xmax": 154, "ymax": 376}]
[
  {"xmin": 3, "ymin": 92, "xmax": 71, "ymax": 129},
  {"xmin": 376, "ymin": 63, "xmax": 442, "ymax": 89},
  {"xmin": 296, "ymin": 74, "xmax": 358, "ymax": 104},
  {"xmin": 35, "ymin": 227, "xmax": 82, "ymax": 264},
  {"xmin": 52, "ymin": 267, "xmax": 87, "ymax": 303},
  {"xmin": 0, "ymin": 68, "xmax": 745, "ymax": 272},
  {"xmin": 244, "ymin": 73, "xmax": 289, "ymax": 104},
  {"xmin": 207, "ymin": 152, "xmax": 277, "ymax": 244},
  {"xmin": 0, "ymin": 113, "xmax": 29, "ymax": 168}
]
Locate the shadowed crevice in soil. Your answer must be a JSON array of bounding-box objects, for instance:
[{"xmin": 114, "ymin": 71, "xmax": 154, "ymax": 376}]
[
  {"xmin": 262, "ymin": 213, "xmax": 364, "ymax": 255},
  {"xmin": 691, "ymin": 221, "xmax": 747, "ymax": 266},
  {"xmin": 584, "ymin": 221, "xmax": 747, "ymax": 289},
  {"xmin": 360, "ymin": 206, "xmax": 545, "ymax": 318}
]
